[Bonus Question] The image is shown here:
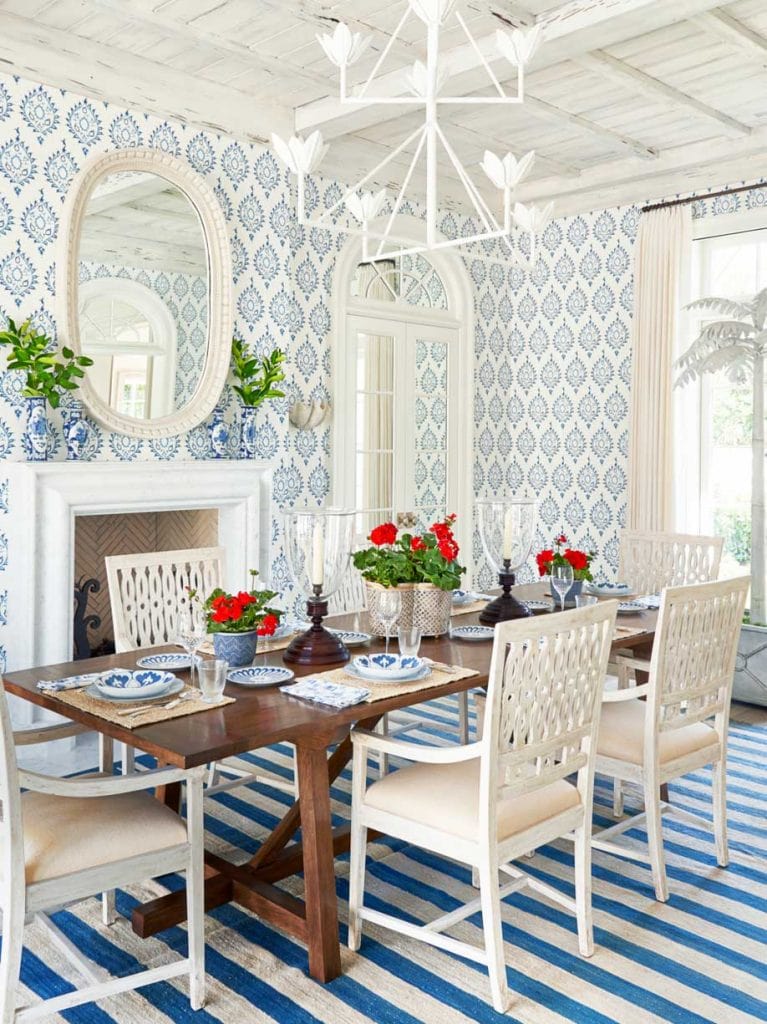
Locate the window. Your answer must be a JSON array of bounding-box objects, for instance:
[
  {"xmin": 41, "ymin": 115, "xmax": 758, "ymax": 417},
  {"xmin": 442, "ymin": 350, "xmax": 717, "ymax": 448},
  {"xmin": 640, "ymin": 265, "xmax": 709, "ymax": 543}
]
[{"xmin": 684, "ymin": 227, "xmax": 767, "ymax": 578}]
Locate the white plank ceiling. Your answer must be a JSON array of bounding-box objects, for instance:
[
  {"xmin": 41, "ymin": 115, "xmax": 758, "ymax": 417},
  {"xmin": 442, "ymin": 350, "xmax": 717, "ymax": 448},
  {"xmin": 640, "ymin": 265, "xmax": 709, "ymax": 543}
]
[{"xmin": 1, "ymin": 0, "xmax": 766, "ymax": 214}]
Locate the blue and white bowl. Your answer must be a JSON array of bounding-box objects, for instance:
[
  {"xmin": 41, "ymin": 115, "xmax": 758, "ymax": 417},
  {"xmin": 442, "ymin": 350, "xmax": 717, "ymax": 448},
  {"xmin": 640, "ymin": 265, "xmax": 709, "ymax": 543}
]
[
  {"xmin": 96, "ymin": 669, "xmax": 176, "ymax": 699},
  {"xmin": 135, "ymin": 653, "xmax": 200, "ymax": 671},
  {"xmin": 585, "ymin": 580, "xmax": 632, "ymax": 597},
  {"xmin": 352, "ymin": 653, "xmax": 425, "ymax": 681}
]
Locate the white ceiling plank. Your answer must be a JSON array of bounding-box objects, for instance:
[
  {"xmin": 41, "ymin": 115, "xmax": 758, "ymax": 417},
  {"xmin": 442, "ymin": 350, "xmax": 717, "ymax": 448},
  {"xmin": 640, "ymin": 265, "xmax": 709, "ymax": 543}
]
[
  {"xmin": 91, "ymin": 0, "xmax": 333, "ymax": 91},
  {"xmin": 522, "ymin": 93, "xmax": 657, "ymax": 158},
  {"xmin": 0, "ymin": 10, "xmax": 292, "ymax": 144},
  {"xmin": 295, "ymin": 0, "xmax": 725, "ymax": 137},
  {"xmin": 573, "ymin": 48, "xmax": 752, "ymax": 135},
  {"xmin": 692, "ymin": 7, "xmax": 767, "ymax": 67}
]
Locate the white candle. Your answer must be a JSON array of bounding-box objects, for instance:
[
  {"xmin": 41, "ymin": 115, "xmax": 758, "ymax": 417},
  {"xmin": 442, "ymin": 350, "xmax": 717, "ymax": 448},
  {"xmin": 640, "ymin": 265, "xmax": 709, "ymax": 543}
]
[
  {"xmin": 502, "ymin": 508, "xmax": 513, "ymax": 562},
  {"xmin": 311, "ymin": 522, "xmax": 325, "ymax": 589}
]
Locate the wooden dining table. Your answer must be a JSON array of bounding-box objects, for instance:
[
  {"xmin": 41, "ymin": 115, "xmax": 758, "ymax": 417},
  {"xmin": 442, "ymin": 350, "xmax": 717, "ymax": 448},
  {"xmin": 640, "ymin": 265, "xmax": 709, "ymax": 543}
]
[{"xmin": 3, "ymin": 583, "xmax": 657, "ymax": 984}]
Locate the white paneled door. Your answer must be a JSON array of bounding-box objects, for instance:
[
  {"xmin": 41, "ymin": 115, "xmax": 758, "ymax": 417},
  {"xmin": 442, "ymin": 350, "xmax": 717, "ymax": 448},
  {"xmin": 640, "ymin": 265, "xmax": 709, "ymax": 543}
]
[{"xmin": 344, "ymin": 314, "xmax": 460, "ymax": 543}]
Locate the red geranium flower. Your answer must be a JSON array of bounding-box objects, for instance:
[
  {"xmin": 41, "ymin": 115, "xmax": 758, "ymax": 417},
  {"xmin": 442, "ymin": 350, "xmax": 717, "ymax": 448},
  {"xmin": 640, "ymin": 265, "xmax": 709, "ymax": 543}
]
[
  {"xmin": 557, "ymin": 533, "xmax": 567, "ymax": 545},
  {"xmin": 257, "ymin": 612, "xmax": 279, "ymax": 637},
  {"xmin": 438, "ymin": 537, "xmax": 459, "ymax": 562},
  {"xmin": 236, "ymin": 591, "xmax": 257, "ymax": 606},
  {"xmin": 536, "ymin": 549, "xmax": 554, "ymax": 576},
  {"xmin": 411, "ymin": 536, "xmax": 427, "ymax": 551},
  {"xmin": 369, "ymin": 522, "xmax": 398, "ymax": 546},
  {"xmin": 564, "ymin": 548, "xmax": 588, "ymax": 571}
]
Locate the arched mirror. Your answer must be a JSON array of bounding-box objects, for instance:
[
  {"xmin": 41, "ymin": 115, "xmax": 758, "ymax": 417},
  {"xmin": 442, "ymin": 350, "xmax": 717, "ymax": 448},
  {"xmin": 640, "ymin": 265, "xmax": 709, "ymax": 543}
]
[{"xmin": 58, "ymin": 149, "xmax": 232, "ymax": 438}]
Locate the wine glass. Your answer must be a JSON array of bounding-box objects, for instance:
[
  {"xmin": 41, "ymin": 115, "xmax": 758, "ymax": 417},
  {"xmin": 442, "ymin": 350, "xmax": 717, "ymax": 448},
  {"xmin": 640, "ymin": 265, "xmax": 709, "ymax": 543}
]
[
  {"xmin": 175, "ymin": 604, "xmax": 207, "ymax": 687},
  {"xmin": 378, "ymin": 589, "xmax": 402, "ymax": 656},
  {"xmin": 551, "ymin": 564, "xmax": 574, "ymax": 613}
]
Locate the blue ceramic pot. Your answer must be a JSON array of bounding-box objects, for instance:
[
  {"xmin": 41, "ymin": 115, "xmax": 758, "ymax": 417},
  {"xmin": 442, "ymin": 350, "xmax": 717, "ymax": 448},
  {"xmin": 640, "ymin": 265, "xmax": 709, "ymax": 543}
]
[
  {"xmin": 564, "ymin": 579, "xmax": 583, "ymax": 608},
  {"xmin": 63, "ymin": 399, "xmax": 91, "ymax": 460},
  {"xmin": 212, "ymin": 629, "xmax": 257, "ymax": 666},
  {"xmin": 239, "ymin": 405, "xmax": 257, "ymax": 458},
  {"xmin": 25, "ymin": 396, "xmax": 47, "ymax": 462},
  {"xmin": 208, "ymin": 404, "xmax": 230, "ymax": 458}
]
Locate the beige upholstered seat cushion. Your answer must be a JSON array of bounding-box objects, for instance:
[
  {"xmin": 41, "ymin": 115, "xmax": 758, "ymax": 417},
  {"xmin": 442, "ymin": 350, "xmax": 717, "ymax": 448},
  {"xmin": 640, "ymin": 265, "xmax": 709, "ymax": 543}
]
[
  {"xmin": 597, "ymin": 700, "xmax": 719, "ymax": 766},
  {"xmin": 21, "ymin": 790, "xmax": 188, "ymax": 883},
  {"xmin": 363, "ymin": 758, "xmax": 580, "ymax": 842}
]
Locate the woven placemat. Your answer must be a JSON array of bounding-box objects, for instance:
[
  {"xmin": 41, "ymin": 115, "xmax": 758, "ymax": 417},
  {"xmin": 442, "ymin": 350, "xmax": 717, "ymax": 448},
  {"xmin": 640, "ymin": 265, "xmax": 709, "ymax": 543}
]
[
  {"xmin": 613, "ymin": 624, "xmax": 650, "ymax": 641},
  {"xmin": 315, "ymin": 663, "xmax": 480, "ymax": 703},
  {"xmin": 451, "ymin": 599, "xmax": 489, "ymax": 618},
  {"xmin": 50, "ymin": 684, "xmax": 235, "ymax": 729}
]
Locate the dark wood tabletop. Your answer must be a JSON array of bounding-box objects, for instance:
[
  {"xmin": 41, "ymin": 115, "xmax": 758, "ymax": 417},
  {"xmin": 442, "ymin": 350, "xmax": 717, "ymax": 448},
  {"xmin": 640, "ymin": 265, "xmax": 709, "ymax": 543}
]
[{"xmin": 3, "ymin": 582, "xmax": 657, "ymax": 983}]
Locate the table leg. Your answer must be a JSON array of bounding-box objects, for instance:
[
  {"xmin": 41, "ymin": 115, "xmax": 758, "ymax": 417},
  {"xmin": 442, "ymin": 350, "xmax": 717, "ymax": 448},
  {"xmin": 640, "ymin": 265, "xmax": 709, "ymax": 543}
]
[{"xmin": 295, "ymin": 742, "xmax": 342, "ymax": 983}]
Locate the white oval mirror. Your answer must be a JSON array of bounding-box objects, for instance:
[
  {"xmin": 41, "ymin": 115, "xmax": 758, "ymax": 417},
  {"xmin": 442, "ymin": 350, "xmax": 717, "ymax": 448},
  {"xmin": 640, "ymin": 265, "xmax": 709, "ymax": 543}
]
[{"xmin": 58, "ymin": 149, "xmax": 232, "ymax": 437}]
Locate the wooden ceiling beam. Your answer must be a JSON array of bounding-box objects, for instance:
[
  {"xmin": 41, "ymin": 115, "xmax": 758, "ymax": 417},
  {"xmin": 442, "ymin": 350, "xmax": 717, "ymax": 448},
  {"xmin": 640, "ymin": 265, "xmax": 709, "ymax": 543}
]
[
  {"xmin": 296, "ymin": 0, "xmax": 725, "ymax": 137},
  {"xmin": 692, "ymin": 8, "xmax": 767, "ymax": 69},
  {"xmin": 0, "ymin": 10, "xmax": 292, "ymax": 145},
  {"xmin": 573, "ymin": 49, "xmax": 752, "ymax": 136},
  {"xmin": 522, "ymin": 94, "xmax": 657, "ymax": 159}
]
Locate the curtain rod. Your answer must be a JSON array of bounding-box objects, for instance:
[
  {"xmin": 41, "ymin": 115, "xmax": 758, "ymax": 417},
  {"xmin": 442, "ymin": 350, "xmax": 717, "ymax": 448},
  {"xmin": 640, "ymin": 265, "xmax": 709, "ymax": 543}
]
[{"xmin": 641, "ymin": 180, "xmax": 767, "ymax": 214}]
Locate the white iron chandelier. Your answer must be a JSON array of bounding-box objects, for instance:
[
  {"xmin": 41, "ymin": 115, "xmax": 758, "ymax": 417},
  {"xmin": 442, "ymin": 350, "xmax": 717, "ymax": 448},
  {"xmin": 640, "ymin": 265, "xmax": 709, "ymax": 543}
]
[{"xmin": 271, "ymin": 0, "xmax": 553, "ymax": 267}]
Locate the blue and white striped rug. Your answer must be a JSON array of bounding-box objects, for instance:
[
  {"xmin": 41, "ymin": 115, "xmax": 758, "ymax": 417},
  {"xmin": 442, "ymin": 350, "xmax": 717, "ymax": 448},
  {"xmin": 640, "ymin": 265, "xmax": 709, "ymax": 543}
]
[{"xmin": 14, "ymin": 698, "xmax": 767, "ymax": 1023}]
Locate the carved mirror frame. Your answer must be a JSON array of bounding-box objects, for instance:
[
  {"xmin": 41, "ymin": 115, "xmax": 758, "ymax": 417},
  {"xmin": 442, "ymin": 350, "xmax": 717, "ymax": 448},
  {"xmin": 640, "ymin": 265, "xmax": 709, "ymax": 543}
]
[{"xmin": 57, "ymin": 147, "xmax": 232, "ymax": 438}]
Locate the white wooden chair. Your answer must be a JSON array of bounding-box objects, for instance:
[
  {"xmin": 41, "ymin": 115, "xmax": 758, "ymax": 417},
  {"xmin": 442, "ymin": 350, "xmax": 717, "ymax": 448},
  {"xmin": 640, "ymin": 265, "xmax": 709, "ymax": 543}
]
[
  {"xmin": 618, "ymin": 530, "xmax": 723, "ymax": 595},
  {"xmin": 592, "ymin": 576, "xmax": 749, "ymax": 902},
  {"xmin": 106, "ymin": 547, "xmax": 295, "ymax": 796},
  {"xmin": 347, "ymin": 601, "xmax": 617, "ymax": 1013},
  {"xmin": 0, "ymin": 681, "xmax": 206, "ymax": 1022},
  {"xmin": 330, "ymin": 567, "xmax": 471, "ymax": 774}
]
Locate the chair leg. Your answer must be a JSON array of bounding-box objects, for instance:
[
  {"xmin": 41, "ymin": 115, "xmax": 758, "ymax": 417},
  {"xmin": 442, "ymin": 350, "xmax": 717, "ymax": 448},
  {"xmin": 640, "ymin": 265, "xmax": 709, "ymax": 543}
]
[
  {"xmin": 573, "ymin": 823, "xmax": 594, "ymax": 957},
  {"xmin": 644, "ymin": 778, "xmax": 668, "ymax": 902},
  {"xmin": 458, "ymin": 690, "xmax": 470, "ymax": 743},
  {"xmin": 186, "ymin": 771, "xmax": 206, "ymax": 1010},
  {"xmin": 101, "ymin": 889, "xmax": 117, "ymax": 926},
  {"xmin": 0, "ymin": 896, "xmax": 23, "ymax": 1024},
  {"xmin": 478, "ymin": 860, "xmax": 509, "ymax": 1013},
  {"xmin": 347, "ymin": 819, "xmax": 368, "ymax": 952},
  {"xmin": 120, "ymin": 743, "xmax": 135, "ymax": 775},
  {"xmin": 712, "ymin": 756, "xmax": 729, "ymax": 868},
  {"xmin": 612, "ymin": 778, "xmax": 624, "ymax": 817},
  {"xmin": 377, "ymin": 717, "xmax": 389, "ymax": 778},
  {"xmin": 206, "ymin": 762, "xmax": 218, "ymax": 789}
]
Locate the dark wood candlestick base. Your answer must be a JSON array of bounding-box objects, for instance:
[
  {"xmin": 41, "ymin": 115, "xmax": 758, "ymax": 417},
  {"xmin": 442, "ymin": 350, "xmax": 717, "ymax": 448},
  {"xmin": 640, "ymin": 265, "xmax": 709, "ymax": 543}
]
[
  {"xmin": 478, "ymin": 567, "xmax": 532, "ymax": 624},
  {"xmin": 283, "ymin": 591, "xmax": 350, "ymax": 665}
]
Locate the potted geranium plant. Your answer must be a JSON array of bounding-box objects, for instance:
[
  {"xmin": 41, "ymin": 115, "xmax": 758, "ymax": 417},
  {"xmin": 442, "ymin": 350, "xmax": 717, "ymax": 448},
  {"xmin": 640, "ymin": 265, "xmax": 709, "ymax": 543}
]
[
  {"xmin": 535, "ymin": 533, "xmax": 594, "ymax": 606},
  {"xmin": 196, "ymin": 570, "xmax": 281, "ymax": 666},
  {"xmin": 0, "ymin": 317, "xmax": 93, "ymax": 461},
  {"xmin": 352, "ymin": 515, "xmax": 465, "ymax": 636},
  {"xmin": 231, "ymin": 338, "xmax": 286, "ymax": 458}
]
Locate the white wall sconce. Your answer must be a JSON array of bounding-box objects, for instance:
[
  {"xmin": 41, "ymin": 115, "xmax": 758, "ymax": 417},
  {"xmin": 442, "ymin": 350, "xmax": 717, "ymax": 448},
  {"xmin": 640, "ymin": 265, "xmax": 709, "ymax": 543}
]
[{"xmin": 289, "ymin": 400, "xmax": 332, "ymax": 430}]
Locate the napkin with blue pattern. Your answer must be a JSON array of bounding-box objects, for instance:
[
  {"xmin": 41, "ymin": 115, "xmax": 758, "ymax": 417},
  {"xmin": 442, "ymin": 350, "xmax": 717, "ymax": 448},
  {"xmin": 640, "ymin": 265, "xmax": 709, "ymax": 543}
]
[{"xmin": 280, "ymin": 677, "xmax": 370, "ymax": 708}]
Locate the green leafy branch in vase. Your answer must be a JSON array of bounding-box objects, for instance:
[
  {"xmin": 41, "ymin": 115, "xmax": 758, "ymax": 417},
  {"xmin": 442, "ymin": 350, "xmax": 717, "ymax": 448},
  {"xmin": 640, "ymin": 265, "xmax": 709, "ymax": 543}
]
[
  {"xmin": 0, "ymin": 317, "xmax": 93, "ymax": 409},
  {"xmin": 231, "ymin": 337, "xmax": 287, "ymax": 409}
]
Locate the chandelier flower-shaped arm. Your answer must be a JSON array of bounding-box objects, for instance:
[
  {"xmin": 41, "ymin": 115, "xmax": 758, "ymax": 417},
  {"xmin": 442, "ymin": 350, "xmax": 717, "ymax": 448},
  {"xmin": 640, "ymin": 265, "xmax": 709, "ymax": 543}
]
[
  {"xmin": 345, "ymin": 190, "xmax": 388, "ymax": 223},
  {"xmin": 496, "ymin": 24, "xmax": 542, "ymax": 67},
  {"xmin": 513, "ymin": 200, "xmax": 554, "ymax": 235},
  {"xmin": 271, "ymin": 131, "xmax": 328, "ymax": 176},
  {"xmin": 409, "ymin": 0, "xmax": 458, "ymax": 27},
  {"xmin": 316, "ymin": 23, "xmax": 371, "ymax": 67},
  {"xmin": 480, "ymin": 150, "xmax": 535, "ymax": 190},
  {"xmin": 405, "ymin": 59, "xmax": 449, "ymax": 98}
]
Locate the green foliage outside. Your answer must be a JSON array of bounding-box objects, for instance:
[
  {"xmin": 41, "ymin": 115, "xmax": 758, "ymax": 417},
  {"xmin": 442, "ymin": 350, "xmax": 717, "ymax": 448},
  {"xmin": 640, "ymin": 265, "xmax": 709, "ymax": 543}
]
[{"xmin": 714, "ymin": 507, "xmax": 751, "ymax": 566}]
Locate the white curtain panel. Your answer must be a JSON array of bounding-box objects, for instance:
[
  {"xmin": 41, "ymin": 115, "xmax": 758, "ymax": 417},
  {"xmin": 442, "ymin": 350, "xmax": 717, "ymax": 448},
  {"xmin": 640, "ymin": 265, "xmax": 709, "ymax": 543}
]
[{"xmin": 627, "ymin": 205, "xmax": 692, "ymax": 532}]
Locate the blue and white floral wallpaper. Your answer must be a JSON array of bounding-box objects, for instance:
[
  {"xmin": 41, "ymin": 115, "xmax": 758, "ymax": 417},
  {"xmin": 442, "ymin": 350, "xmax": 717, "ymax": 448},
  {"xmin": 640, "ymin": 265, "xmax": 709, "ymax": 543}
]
[{"xmin": 2, "ymin": 69, "xmax": 759, "ymax": 669}]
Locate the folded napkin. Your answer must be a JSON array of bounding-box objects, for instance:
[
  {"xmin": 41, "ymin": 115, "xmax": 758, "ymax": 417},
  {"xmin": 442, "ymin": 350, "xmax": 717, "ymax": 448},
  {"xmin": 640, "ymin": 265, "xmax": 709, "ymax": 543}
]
[
  {"xmin": 37, "ymin": 673, "xmax": 101, "ymax": 692},
  {"xmin": 281, "ymin": 677, "xmax": 370, "ymax": 709}
]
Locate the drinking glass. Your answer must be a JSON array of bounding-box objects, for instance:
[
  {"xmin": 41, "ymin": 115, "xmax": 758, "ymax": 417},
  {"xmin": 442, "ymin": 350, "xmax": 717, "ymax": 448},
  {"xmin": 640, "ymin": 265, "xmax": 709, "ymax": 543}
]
[
  {"xmin": 197, "ymin": 659, "xmax": 228, "ymax": 704},
  {"xmin": 175, "ymin": 604, "xmax": 207, "ymax": 687},
  {"xmin": 575, "ymin": 594, "xmax": 598, "ymax": 609},
  {"xmin": 398, "ymin": 626, "xmax": 422, "ymax": 658},
  {"xmin": 550, "ymin": 564, "xmax": 574, "ymax": 613},
  {"xmin": 378, "ymin": 589, "xmax": 402, "ymax": 655}
]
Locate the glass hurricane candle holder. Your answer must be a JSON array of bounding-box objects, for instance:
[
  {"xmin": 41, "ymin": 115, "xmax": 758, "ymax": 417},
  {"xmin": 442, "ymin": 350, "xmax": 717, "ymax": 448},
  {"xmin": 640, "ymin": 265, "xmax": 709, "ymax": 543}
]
[
  {"xmin": 476, "ymin": 498, "xmax": 536, "ymax": 623},
  {"xmin": 283, "ymin": 507, "xmax": 355, "ymax": 665}
]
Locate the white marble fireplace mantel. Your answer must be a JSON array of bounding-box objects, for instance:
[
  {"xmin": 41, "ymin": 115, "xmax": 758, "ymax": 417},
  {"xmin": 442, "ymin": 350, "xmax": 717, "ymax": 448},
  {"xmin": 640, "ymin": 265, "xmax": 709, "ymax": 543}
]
[{"xmin": 5, "ymin": 460, "xmax": 273, "ymax": 673}]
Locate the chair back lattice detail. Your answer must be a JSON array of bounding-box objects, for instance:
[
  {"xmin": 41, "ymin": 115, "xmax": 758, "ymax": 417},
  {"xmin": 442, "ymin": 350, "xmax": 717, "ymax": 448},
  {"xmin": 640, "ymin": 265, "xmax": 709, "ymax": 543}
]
[
  {"xmin": 0, "ymin": 682, "xmax": 24, "ymax": 907},
  {"xmin": 106, "ymin": 547, "xmax": 224, "ymax": 652},
  {"xmin": 481, "ymin": 603, "xmax": 617, "ymax": 815},
  {"xmin": 648, "ymin": 576, "xmax": 749, "ymax": 734},
  {"xmin": 328, "ymin": 568, "xmax": 367, "ymax": 616},
  {"xmin": 618, "ymin": 530, "xmax": 723, "ymax": 595}
]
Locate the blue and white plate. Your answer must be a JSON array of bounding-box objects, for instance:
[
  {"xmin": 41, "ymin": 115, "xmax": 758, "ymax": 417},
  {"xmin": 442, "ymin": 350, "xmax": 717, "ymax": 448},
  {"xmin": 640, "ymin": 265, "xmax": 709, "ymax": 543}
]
[
  {"xmin": 136, "ymin": 653, "xmax": 200, "ymax": 671},
  {"xmin": 450, "ymin": 625, "xmax": 495, "ymax": 642},
  {"xmin": 345, "ymin": 662, "xmax": 431, "ymax": 685},
  {"xmin": 227, "ymin": 665, "xmax": 295, "ymax": 687},
  {"xmin": 526, "ymin": 599, "xmax": 553, "ymax": 611},
  {"xmin": 96, "ymin": 669, "xmax": 177, "ymax": 699},
  {"xmin": 452, "ymin": 590, "xmax": 493, "ymax": 606},
  {"xmin": 327, "ymin": 629, "xmax": 372, "ymax": 647},
  {"xmin": 585, "ymin": 581, "xmax": 631, "ymax": 597},
  {"xmin": 617, "ymin": 601, "xmax": 646, "ymax": 615},
  {"xmin": 87, "ymin": 677, "xmax": 183, "ymax": 704},
  {"xmin": 352, "ymin": 653, "xmax": 426, "ymax": 681}
]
